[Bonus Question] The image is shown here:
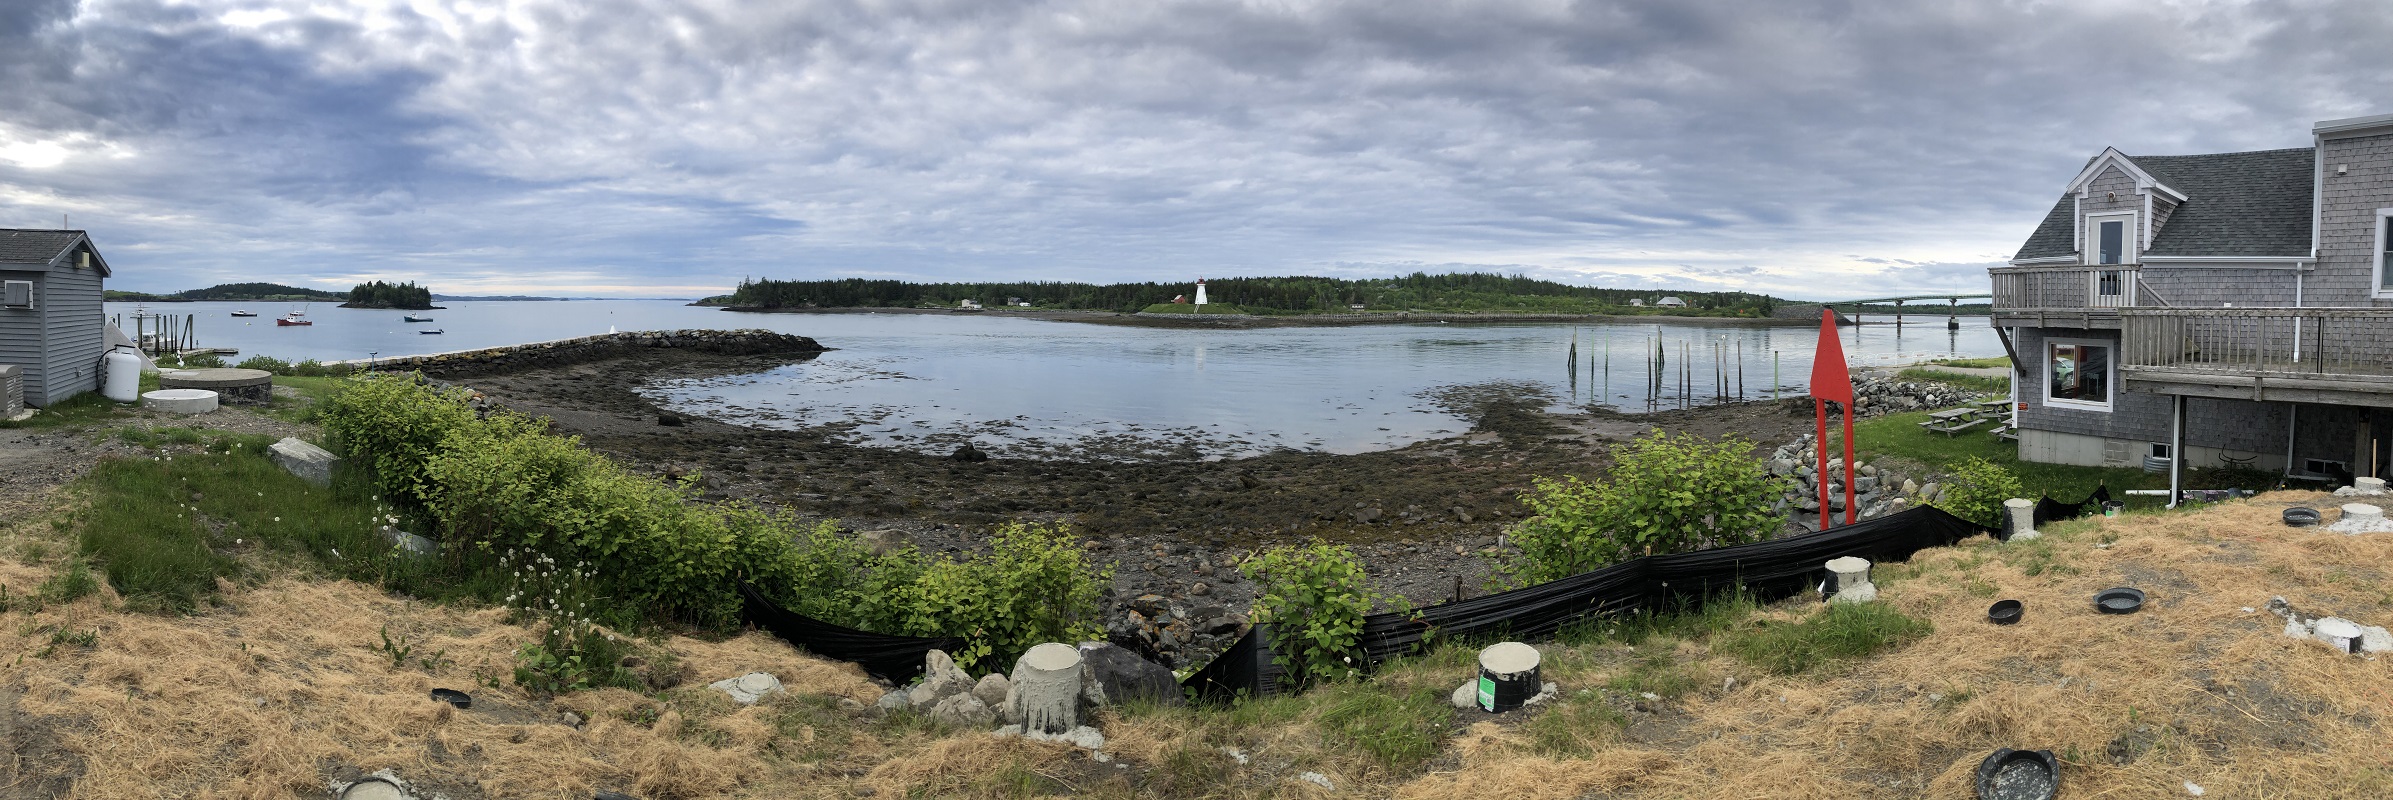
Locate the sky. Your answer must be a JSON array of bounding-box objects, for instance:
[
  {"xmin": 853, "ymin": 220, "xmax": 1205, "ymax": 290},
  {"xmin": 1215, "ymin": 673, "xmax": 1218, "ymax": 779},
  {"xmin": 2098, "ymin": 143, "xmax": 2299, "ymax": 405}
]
[{"xmin": 2, "ymin": 1, "xmax": 2388, "ymax": 300}]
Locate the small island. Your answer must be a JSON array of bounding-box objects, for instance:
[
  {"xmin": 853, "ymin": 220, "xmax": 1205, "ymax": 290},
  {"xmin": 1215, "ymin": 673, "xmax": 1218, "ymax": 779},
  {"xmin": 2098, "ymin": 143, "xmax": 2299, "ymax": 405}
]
[
  {"xmin": 340, "ymin": 279, "xmax": 440, "ymax": 310},
  {"xmin": 104, "ymin": 282, "xmax": 346, "ymax": 303}
]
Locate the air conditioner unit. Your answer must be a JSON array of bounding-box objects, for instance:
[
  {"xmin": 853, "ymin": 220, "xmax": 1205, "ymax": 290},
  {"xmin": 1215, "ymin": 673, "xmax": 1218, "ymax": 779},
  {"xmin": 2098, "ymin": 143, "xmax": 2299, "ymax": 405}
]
[{"xmin": 2, "ymin": 280, "xmax": 31, "ymax": 308}]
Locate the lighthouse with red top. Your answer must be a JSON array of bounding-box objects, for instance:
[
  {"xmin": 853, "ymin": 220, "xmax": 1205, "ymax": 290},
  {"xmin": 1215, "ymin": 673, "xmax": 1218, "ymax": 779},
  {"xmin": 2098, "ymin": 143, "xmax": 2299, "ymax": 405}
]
[{"xmin": 1194, "ymin": 278, "xmax": 1208, "ymax": 309}]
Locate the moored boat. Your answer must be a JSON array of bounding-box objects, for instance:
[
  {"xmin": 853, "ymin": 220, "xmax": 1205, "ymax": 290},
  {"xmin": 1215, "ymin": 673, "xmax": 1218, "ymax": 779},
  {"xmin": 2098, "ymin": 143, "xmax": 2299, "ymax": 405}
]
[
  {"xmin": 276, "ymin": 317, "xmax": 312, "ymax": 326},
  {"xmin": 230, "ymin": 310, "xmax": 257, "ymax": 317},
  {"xmin": 419, "ymin": 328, "xmax": 443, "ymax": 334},
  {"xmin": 402, "ymin": 314, "xmax": 433, "ymax": 322}
]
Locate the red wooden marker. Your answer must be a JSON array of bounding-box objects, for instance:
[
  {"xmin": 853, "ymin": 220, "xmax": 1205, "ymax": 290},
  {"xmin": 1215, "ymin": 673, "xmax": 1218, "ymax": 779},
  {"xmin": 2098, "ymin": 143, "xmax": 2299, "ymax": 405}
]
[{"xmin": 1809, "ymin": 309, "xmax": 1857, "ymax": 528}]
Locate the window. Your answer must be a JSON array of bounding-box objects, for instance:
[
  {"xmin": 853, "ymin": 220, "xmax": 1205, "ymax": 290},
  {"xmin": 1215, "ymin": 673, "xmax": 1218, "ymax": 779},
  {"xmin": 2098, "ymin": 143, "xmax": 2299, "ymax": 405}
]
[
  {"xmin": 2377, "ymin": 209, "xmax": 2393, "ymax": 294},
  {"xmin": 2099, "ymin": 220, "xmax": 2124, "ymax": 264},
  {"xmin": 2306, "ymin": 458, "xmax": 2349, "ymax": 476},
  {"xmin": 2046, "ymin": 339, "xmax": 2112, "ymax": 411},
  {"xmin": 2149, "ymin": 443, "xmax": 2172, "ymax": 460}
]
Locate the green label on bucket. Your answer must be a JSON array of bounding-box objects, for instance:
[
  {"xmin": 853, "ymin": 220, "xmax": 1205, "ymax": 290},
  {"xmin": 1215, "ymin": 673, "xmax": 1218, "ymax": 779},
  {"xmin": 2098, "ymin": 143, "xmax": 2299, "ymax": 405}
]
[{"xmin": 1477, "ymin": 676, "xmax": 1495, "ymax": 711}]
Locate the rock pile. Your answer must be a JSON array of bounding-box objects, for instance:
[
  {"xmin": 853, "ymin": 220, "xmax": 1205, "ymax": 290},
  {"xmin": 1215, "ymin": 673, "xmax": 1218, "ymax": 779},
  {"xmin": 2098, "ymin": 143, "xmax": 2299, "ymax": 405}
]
[
  {"xmin": 1766, "ymin": 434, "xmax": 1942, "ymax": 529},
  {"xmin": 349, "ymin": 329, "xmax": 826, "ymax": 376},
  {"xmin": 1784, "ymin": 374, "xmax": 1990, "ymax": 419},
  {"xmin": 873, "ymin": 643, "xmax": 1180, "ymax": 748}
]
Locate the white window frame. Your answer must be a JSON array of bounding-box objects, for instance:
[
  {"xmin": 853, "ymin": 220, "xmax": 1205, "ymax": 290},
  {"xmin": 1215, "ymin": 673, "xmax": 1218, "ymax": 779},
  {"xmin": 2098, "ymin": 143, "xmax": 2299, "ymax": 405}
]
[
  {"xmin": 2086, "ymin": 212, "xmax": 2138, "ymax": 266},
  {"xmin": 2373, "ymin": 208, "xmax": 2393, "ymax": 298},
  {"xmin": 2044, "ymin": 337, "xmax": 2115, "ymax": 412}
]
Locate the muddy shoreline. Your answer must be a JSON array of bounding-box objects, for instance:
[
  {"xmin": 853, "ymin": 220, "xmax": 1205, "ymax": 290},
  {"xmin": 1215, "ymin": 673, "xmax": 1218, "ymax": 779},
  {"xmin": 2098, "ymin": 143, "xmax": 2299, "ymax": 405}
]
[
  {"xmin": 705, "ymin": 304, "xmax": 1828, "ymax": 329},
  {"xmin": 441, "ymin": 348, "xmax": 1817, "ymax": 664}
]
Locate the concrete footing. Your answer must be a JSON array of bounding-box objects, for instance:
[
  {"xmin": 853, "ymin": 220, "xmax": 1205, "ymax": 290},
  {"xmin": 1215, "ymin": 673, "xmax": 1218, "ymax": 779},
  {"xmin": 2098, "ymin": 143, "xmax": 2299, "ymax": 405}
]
[
  {"xmin": 1826, "ymin": 556, "xmax": 1876, "ymax": 604},
  {"xmin": 141, "ymin": 388, "xmax": 218, "ymax": 414},
  {"xmin": 2005, "ymin": 498, "xmax": 2039, "ymax": 541},
  {"xmin": 1008, "ymin": 643, "xmax": 1084, "ymax": 734}
]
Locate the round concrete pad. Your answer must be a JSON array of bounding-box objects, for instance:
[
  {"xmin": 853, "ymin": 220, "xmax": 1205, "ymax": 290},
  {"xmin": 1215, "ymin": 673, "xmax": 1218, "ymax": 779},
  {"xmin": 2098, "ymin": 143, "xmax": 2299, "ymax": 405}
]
[
  {"xmin": 141, "ymin": 389, "xmax": 219, "ymax": 414},
  {"xmin": 157, "ymin": 367, "xmax": 271, "ymax": 389},
  {"xmin": 1478, "ymin": 641, "xmax": 1540, "ymax": 674}
]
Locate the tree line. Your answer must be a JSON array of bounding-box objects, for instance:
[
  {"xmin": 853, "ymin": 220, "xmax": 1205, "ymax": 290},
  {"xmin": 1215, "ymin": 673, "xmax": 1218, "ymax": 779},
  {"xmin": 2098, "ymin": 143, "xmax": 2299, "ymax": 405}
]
[{"xmin": 710, "ymin": 272, "xmax": 1782, "ymax": 315}]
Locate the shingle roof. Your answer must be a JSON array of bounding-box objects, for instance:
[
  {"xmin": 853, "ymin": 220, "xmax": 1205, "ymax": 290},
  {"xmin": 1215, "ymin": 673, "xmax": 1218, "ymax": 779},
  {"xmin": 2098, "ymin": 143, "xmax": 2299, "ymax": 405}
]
[
  {"xmin": 2012, "ymin": 193, "xmax": 2078, "ymax": 261},
  {"xmin": 2012, "ymin": 148, "xmax": 2315, "ymax": 262},
  {"xmin": 0, "ymin": 229, "xmax": 84, "ymax": 265}
]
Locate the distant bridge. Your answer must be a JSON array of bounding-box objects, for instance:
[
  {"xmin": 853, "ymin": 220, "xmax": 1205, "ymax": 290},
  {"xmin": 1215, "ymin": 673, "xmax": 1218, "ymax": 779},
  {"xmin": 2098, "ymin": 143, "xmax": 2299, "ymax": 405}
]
[{"xmin": 1825, "ymin": 293, "xmax": 1992, "ymax": 305}]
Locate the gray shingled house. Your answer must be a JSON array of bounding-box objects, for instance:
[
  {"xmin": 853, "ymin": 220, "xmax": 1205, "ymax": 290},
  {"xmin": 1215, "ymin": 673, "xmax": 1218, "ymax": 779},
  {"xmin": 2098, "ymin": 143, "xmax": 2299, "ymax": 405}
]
[
  {"xmin": 0, "ymin": 229, "xmax": 112, "ymax": 407},
  {"xmin": 1994, "ymin": 113, "xmax": 2393, "ymax": 493}
]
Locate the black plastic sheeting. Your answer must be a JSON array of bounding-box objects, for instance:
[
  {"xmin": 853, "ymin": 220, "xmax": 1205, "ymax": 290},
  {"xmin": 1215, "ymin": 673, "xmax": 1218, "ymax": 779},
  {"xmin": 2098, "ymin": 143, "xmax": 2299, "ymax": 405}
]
[
  {"xmin": 1182, "ymin": 505, "xmax": 1987, "ymax": 701},
  {"xmin": 2032, "ymin": 484, "xmax": 2113, "ymax": 529},
  {"xmin": 738, "ymin": 584, "xmax": 968, "ymax": 684}
]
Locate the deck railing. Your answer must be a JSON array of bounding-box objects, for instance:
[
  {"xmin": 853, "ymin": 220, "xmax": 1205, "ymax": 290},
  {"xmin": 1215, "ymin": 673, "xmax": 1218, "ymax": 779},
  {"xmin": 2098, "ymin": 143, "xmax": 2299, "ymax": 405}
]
[
  {"xmin": 2119, "ymin": 308, "xmax": 2393, "ymax": 378},
  {"xmin": 1991, "ymin": 266, "xmax": 2141, "ymax": 310}
]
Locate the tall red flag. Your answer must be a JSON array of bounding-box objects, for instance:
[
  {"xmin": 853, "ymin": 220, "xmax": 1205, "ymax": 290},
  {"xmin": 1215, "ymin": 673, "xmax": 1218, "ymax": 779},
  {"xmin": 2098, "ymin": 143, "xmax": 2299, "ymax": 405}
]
[{"xmin": 1808, "ymin": 308, "xmax": 1858, "ymax": 527}]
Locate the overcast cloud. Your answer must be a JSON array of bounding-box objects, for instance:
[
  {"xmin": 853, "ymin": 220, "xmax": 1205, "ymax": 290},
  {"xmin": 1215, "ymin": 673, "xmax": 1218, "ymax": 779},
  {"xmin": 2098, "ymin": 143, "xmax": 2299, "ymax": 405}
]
[{"xmin": 2, "ymin": 0, "xmax": 2387, "ymax": 298}]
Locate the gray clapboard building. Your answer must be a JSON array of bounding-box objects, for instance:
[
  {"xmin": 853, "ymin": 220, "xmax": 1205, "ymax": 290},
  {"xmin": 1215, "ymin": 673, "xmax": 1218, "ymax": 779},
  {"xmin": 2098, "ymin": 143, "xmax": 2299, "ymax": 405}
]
[
  {"xmin": 0, "ymin": 229, "xmax": 112, "ymax": 408},
  {"xmin": 1994, "ymin": 113, "xmax": 2393, "ymax": 487}
]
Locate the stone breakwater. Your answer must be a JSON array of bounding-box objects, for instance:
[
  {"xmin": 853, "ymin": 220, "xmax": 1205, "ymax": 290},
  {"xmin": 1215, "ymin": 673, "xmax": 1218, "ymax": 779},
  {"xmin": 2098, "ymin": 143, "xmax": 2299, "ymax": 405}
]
[{"xmin": 338, "ymin": 329, "xmax": 828, "ymax": 376}]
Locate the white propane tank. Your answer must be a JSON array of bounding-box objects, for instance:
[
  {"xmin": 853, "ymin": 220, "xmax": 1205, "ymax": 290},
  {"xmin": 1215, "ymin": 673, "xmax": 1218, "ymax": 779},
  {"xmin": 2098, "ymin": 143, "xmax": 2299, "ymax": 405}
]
[{"xmin": 103, "ymin": 347, "xmax": 142, "ymax": 403}]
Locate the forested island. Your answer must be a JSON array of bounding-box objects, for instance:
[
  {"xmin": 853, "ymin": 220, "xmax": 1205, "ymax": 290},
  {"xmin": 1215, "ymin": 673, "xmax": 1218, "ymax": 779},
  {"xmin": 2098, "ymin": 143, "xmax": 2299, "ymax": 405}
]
[
  {"xmin": 104, "ymin": 282, "xmax": 346, "ymax": 302},
  {"xmin": 340, "ymin": 280, "xmax": 438, "ymax": 310},
  {"xmin": 697, "ymin": 272, "xmax": 1785, "ymax": 316}
]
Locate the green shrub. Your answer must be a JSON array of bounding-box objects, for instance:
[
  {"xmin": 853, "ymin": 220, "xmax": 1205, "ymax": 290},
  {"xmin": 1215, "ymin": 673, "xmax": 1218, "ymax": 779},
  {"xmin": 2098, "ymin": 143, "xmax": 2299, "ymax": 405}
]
[
  {"xmin": 1496, "ymin": 431, "xmax": 1779, "ymax": 586},
  {"xmin": 236, "ymin": 355, "xmax": 294, "ymax": 373},
  {"xmin": 1241, "ymin": 540, "xmax": 1387, "ymax": 687},
  {"xmin": 904, "ymin": 522, "xmax": 1111, "ymax": 672},
  {"xmin": 1714, "ymin": 602, "xmax": 1932, "ymax": 674},
  {"xmin": 317, "ymin": 374, "xmax": 481, "ymax": 505},
  {"xmin": 1932, "ymin": 456, "xmax": 2025, "ymax": 528}
]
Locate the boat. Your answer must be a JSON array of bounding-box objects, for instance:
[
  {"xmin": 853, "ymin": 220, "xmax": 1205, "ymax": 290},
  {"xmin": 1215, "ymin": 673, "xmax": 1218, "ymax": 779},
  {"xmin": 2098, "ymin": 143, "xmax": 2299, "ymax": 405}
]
[
  {"xmin": 402, "ymin": 314, "xmax": 434, "ymax": 323},
  {"xmin": 276, "ymin": 317, "xmax": 312, "ymax": 327},
  {"xmin": 230, "ymin": 310, "xmax": 257, "ymax": 317},
  {"xmin": 419, "ymin": 328, "xmax": 444, "ymax": 335}
]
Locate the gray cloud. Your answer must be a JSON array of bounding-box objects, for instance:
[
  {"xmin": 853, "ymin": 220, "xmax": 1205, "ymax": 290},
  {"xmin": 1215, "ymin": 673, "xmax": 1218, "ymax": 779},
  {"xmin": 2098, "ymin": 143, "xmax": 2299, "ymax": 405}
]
[{"xmin": 3, "ymin": 0, "xmax": 2389, "ymax": 298}]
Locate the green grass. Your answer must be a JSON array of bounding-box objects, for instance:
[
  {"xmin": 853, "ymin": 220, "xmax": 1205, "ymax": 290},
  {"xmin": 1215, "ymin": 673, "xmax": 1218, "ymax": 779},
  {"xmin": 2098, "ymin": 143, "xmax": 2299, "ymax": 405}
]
[
  {"xmin": 1929, "ymin": 356, "xmax": 2011, "ymax": 369},
  {"xmin": 1840, "ymin": 409, "xmax": 2163, "ymax": 507},
  {"xmin": 1895, "ymin": 367, "xmax": 2010, "ymax": 394},
  {"xmin": 0, "ymin": 390, "xmax": 134, "ymax": 429},
  {"xmin": 1313, "ymin": 682, "xmax": 1455, "ymax": 771},
  {"xmin": 1713, "ymin": 602, "xmax": 1933, "ymax": 675},
  {"xmin": 65, "ymin": 435, "xmax": 480, "ymax": 611}
]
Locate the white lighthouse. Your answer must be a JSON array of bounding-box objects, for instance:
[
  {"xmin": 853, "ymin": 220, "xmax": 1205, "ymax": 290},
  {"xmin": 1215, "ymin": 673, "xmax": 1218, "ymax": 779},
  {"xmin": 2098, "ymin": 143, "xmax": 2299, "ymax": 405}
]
[{"xmin": 1194, "ymin": 278, "xmax": 1209, "ymax": 309}]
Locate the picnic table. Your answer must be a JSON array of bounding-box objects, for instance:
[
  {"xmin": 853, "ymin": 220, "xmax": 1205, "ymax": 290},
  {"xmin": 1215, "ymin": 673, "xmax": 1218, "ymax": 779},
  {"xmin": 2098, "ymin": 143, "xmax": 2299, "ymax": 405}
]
[{"xmin": 1919, "ymin": 406, "xmax": 1988, "ymax": 437}]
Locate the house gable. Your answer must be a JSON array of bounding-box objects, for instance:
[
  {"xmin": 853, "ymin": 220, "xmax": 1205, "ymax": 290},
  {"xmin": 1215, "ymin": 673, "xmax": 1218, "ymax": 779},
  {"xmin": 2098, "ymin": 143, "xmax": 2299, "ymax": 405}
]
[{"xmin": 2012, "ymin": 148, "xmax": 2314, "ymax": 264}]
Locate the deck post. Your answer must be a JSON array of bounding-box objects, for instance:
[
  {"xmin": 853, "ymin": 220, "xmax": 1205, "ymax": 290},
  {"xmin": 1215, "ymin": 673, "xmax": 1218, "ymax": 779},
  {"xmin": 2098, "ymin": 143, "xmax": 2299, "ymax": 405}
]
[{"xmin": 2169, "ymin": 394, "xmax": 2186, "ymax": 509}]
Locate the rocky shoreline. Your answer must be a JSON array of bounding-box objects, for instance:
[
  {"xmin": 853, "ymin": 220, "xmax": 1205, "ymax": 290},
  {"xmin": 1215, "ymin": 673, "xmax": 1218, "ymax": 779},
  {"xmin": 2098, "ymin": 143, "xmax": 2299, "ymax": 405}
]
[{"xmin": 436, "ymin": 346, "xmax": 1826, "ymax": 668}]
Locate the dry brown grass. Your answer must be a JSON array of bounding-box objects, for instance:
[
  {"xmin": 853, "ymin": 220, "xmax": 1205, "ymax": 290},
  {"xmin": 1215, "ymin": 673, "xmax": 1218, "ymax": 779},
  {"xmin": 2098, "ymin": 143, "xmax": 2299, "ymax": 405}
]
[{"xmin": 1389, "ymin": 490, "xmax": 2393, "ymax": 799}]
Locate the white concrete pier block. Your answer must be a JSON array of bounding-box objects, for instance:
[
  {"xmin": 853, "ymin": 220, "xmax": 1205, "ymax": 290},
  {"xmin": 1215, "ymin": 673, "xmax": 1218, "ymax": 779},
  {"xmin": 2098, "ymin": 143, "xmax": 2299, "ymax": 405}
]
[{"xmin": 2004, "ymin": 498, "xmax": 2039, "ymax": 541}]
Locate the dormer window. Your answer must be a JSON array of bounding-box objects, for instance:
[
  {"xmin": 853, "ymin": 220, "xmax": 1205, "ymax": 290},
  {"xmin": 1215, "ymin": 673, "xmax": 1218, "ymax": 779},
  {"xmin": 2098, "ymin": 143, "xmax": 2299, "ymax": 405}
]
[{"xmin": 2087, "ymin": 212, "xmax": 2135, "ymax": 265}]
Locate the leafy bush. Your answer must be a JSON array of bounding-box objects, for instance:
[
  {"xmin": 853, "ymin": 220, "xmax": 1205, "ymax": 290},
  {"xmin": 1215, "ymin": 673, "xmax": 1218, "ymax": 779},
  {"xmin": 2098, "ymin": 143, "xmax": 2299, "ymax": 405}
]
[
  {"xmin": 904, "ymin": 523, "xmax": 1111, "ymax": 672},
  {"xmin": 156, "ymin": 352, "xmax": 226, "ymax": 369},
  {"xmin": 1496, "ymin": 431, "xmax": 1779, "ymax": 586},
  {"xmin": 1931, "ymin": 456, "xmax": 2025, "ymax": 528},
  {"xmin": 1241, "ymin": 541, "xmax": 1388, "ymax": 687},
  {"xmin": 317, "ymin": 374, "xmax": 481, "ymax": 505},
  {"xmin": 319, "ymin": 373, "xmax": 1113, "ymax": 667},
  {"xmin": 236, "ymin": 355, "xmax": 293, "ymax": 373},
  {"xmin": 1714, "ymin": 602, "xmax": 1932, "ymax": 674}
]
